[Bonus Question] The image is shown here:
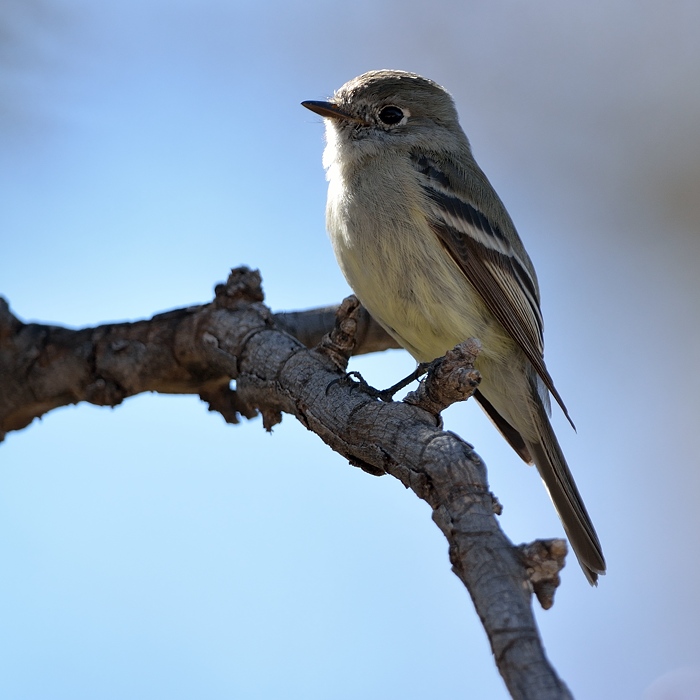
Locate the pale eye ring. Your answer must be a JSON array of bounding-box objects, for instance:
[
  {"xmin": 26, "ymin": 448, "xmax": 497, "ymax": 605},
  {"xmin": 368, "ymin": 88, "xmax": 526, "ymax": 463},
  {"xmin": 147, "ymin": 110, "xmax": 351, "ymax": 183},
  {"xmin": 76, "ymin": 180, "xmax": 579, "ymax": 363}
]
[{"xmin": 378, "ymin": 105, "xmax": 405, "ymax": 125}]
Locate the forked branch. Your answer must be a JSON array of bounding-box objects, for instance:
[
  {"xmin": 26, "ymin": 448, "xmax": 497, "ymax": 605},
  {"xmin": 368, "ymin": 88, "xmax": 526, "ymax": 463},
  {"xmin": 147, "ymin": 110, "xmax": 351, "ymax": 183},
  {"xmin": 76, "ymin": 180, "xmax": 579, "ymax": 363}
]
[{"xmin": 0, "ymin": 267, "xmax": 570, "ymax": 699}]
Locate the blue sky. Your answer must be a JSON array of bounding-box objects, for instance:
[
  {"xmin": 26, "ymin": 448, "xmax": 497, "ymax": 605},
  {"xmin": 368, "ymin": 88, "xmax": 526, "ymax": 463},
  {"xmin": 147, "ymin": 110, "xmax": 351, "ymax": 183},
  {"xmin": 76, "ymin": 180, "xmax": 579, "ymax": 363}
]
[{"xmin": 1, "ymin": 2, "xmax": 700, "ymax": 698}]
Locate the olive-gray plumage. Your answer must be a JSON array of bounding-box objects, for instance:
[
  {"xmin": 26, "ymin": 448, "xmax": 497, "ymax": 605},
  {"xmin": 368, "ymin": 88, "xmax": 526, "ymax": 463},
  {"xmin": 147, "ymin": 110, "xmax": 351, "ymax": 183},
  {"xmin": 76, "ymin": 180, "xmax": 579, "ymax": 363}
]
[{"xmin": 303, "ymin": 70, "xmax": 605, "ymax": 584}]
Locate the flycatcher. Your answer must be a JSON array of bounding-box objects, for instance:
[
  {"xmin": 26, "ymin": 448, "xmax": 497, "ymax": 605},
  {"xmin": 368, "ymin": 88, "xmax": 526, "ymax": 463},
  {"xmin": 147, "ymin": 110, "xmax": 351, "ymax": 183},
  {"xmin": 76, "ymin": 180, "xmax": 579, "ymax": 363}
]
[{"xmin": 302, "ymin": 70, "xmax": 605, "ymax": 584}]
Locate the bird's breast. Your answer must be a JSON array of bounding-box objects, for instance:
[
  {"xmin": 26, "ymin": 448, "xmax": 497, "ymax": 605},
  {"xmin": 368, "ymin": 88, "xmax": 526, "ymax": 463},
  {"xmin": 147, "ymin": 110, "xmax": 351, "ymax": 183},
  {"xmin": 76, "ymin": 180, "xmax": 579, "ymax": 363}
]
[{"xmin": 325, "ymin": 159, "xmax": 512, "ymax": 364}]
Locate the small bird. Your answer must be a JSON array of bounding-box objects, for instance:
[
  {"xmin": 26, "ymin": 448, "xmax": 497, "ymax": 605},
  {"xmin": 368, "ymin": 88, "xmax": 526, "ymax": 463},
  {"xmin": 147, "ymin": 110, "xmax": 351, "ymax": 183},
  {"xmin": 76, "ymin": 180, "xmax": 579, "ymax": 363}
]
[{"xmin": 302, "ymin": 70, "xmax": 605, "ymax": 584}]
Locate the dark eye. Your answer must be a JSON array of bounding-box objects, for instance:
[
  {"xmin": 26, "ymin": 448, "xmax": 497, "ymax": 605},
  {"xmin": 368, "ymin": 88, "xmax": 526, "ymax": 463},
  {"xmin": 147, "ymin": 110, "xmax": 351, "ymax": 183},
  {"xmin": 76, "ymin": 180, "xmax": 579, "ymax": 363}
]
[{"xmin": 378, "ymin": 106, "xmax": 404, "ymax": 125}]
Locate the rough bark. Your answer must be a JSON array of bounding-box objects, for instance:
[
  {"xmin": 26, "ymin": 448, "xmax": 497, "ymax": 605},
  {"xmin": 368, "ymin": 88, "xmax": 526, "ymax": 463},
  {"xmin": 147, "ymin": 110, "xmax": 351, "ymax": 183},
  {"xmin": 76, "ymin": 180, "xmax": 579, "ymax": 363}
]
[{"xmin": 0, "ymin": 267, "xmax": 572, "ymax": 699}]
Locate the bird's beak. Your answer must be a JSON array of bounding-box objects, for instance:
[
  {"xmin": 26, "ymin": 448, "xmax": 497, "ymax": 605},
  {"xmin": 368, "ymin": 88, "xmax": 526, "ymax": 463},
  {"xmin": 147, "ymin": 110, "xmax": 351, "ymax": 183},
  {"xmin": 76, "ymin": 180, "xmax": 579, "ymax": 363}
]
[{"xmin": 301, "ymin": 100, "xmax": 364, "ymax": 123}]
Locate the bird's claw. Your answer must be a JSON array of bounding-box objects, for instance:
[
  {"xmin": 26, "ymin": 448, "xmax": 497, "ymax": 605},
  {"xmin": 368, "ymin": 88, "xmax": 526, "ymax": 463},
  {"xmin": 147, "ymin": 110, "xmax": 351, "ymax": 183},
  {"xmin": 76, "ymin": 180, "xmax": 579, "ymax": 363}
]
[{"xmin": 325, "ymin": 371, "xmax": 396, "ymax": 401}]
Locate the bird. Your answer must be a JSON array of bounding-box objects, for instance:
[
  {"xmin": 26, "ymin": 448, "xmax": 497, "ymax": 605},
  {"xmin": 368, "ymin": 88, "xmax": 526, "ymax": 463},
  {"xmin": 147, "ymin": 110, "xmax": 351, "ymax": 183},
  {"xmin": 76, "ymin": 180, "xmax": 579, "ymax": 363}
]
[{"xmin": 302, "ymin": 70, "xmax": 605, "ymax": 584}]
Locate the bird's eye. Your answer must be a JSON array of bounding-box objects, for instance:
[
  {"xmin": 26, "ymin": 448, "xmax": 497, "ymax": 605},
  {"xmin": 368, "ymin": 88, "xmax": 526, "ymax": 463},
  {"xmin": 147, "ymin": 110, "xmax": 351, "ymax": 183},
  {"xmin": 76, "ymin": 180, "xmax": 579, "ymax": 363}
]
[{"xmin": 378, "ymin": 106, "xmax": 404, "ymax": 125}]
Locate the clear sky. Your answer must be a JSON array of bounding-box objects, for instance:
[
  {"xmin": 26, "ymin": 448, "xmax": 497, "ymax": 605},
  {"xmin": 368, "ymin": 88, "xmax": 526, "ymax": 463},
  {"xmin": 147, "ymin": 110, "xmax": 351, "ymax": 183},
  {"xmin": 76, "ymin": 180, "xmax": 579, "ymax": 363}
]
[{"xmin": 1, "ymin": 2, "xmax": 700, "ymax": 698}]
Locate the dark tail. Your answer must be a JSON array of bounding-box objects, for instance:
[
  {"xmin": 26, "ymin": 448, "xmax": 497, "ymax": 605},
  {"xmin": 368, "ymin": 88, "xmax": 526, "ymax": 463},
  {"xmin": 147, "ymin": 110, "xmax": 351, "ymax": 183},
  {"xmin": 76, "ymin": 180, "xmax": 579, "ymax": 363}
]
[{"xmin": 527, "ymin": 404, "xmax": 606, "ymax": 585}]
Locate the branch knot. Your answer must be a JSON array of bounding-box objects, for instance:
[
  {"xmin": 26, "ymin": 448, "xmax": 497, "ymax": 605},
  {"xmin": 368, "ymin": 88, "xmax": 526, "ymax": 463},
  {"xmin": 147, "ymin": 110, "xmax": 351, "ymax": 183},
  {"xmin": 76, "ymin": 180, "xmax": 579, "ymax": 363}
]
[
  {"xmin": 315, "ymin": 295, "xmax": 363, "ymax": 371},
  {"xmin": 518, "ymin": 539, "xmax": 567, "ymax": 610},
  {"xmin": 404, "ymin": 339, "xmax": 482, "ymax": 415},
  {"xmin": 214, "ymin": 267, "xmax": 265, "ymax": 310}
]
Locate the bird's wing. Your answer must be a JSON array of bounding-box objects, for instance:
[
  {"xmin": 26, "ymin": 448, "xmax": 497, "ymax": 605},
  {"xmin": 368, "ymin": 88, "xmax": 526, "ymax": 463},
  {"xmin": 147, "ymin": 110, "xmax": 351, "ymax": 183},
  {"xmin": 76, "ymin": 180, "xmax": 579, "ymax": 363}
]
[{"xmin": 410, "ymin": 152, "xmax": 573, "ymax": 427}]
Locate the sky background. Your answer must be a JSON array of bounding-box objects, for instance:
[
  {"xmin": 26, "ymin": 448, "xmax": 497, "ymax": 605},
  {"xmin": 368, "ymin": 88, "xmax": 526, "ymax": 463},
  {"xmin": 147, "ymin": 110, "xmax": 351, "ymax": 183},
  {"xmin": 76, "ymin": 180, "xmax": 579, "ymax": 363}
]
[{"xmin": 1, "ymin": 1, "xmax": 700, "ymax": 698}]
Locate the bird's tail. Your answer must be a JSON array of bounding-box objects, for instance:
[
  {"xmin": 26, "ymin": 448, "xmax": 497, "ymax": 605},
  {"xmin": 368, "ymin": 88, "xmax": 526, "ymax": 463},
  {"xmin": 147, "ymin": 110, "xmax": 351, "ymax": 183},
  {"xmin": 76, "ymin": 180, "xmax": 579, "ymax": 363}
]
[{"xmin": 527, "ymin": 403, "xmax": 606, "ymax": 585}]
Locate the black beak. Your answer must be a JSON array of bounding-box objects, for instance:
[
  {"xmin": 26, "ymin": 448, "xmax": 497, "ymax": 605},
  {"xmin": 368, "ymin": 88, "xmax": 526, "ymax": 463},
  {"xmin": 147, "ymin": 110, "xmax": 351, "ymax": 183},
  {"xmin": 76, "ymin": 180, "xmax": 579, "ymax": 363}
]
[{"xmin": 301, "ymin": 100, "xmax": 364, "ymax": 123}]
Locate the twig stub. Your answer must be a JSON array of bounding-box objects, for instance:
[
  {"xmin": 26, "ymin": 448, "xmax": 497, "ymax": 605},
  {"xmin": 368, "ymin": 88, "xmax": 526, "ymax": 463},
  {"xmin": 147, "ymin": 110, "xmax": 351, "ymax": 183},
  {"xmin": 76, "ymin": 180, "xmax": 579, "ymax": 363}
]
[{"xmin": 404, "ymin": 339, "xmax": 482, "ymax": 416}]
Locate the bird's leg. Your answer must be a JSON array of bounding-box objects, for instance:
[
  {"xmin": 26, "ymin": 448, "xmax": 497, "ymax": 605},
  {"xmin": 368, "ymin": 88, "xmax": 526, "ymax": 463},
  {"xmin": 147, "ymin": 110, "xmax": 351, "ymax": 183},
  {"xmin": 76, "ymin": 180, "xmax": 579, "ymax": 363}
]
[
  {"xmin": 371, "ymin": 361, "xmax": 436, "ymax": 401},
  {"xmin": 326, "ymin": 361, "xmax": 437, "ymax": 402}
]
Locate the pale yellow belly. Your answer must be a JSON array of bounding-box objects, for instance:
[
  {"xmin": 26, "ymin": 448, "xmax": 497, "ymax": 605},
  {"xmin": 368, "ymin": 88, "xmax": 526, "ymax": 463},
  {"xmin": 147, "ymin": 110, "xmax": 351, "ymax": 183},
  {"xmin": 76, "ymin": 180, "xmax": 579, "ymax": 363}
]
[
  {"xmin": 329, "ymin": 203, "xmax": 512, "ymax": 364},
  {"xmin": 327, "ymin": 184, "xmax": 537, "ymax": 441}
]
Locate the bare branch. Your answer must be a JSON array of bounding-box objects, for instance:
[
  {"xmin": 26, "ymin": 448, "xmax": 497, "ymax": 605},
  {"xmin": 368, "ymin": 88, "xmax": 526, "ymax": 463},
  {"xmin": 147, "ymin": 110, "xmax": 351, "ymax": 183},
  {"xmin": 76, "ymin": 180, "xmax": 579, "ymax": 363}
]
[{"xmin": 0, "ymin": 267, "xmax": 572, "ymax": 699}]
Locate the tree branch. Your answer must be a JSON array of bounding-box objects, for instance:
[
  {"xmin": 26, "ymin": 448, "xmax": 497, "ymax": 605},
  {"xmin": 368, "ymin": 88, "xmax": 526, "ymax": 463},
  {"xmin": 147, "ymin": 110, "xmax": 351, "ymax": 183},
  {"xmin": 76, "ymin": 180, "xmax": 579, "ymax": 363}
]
[{"xmin": 0, "ymin": 267, "xmax": 571, "ymax": 699}]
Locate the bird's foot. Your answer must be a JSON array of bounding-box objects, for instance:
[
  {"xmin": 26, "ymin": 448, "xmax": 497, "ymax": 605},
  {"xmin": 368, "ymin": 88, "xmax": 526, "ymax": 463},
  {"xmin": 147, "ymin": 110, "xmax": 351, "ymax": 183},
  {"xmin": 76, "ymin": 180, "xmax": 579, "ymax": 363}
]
[
  {"xmin": 326, "ymin": 371, "xmax": 391, "ymax": 401},
  {"xmin": 326, "ymin": 363, "xmax": 433, "ymax": 402}
]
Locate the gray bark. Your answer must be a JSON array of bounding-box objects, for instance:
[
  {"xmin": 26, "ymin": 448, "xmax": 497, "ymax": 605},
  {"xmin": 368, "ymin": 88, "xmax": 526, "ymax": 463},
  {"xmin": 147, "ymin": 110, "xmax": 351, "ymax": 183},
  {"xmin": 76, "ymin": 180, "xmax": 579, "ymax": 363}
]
[{"xmin": 0, "ymin": 267, "xmax": 572, "ymax": 699}]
